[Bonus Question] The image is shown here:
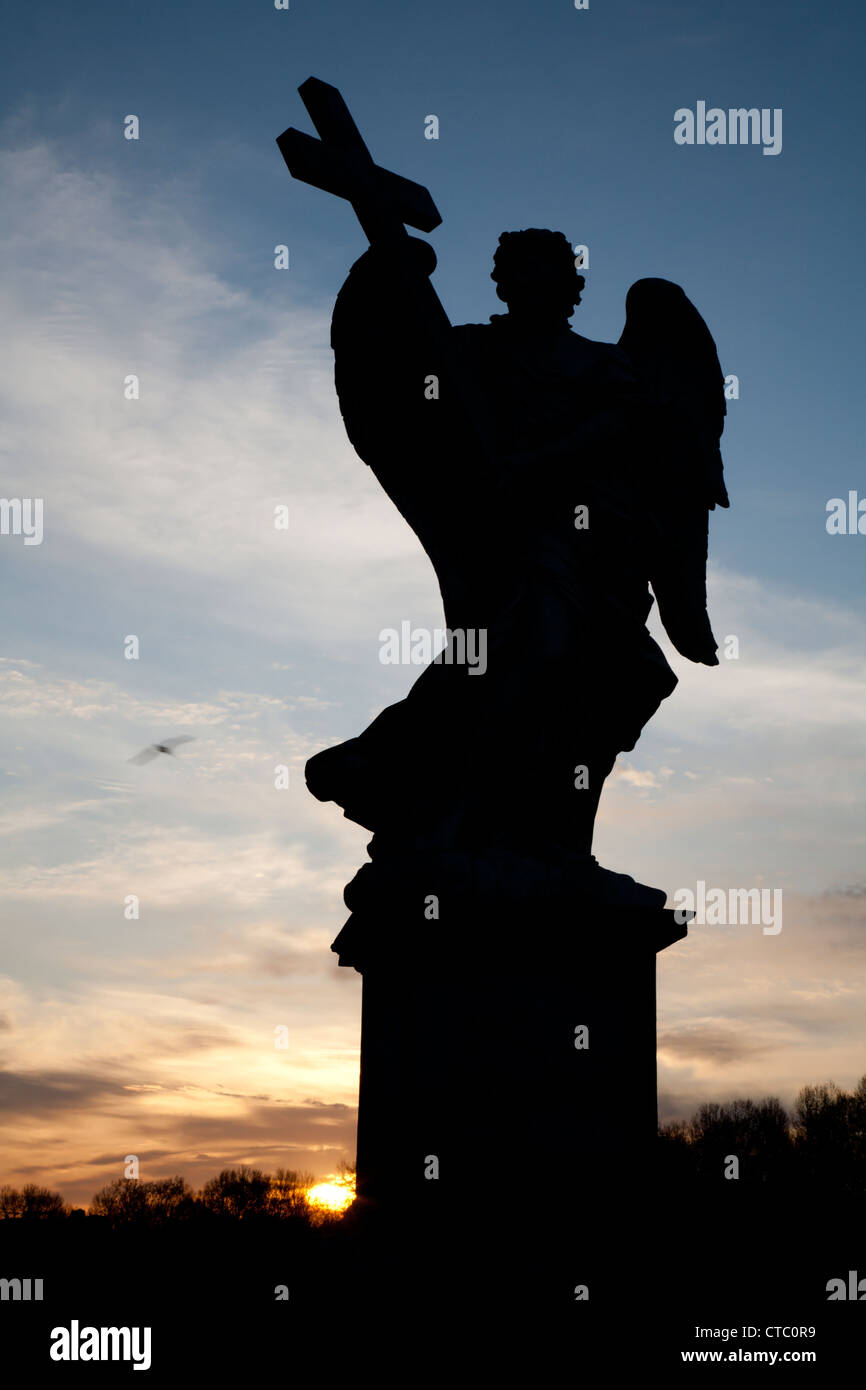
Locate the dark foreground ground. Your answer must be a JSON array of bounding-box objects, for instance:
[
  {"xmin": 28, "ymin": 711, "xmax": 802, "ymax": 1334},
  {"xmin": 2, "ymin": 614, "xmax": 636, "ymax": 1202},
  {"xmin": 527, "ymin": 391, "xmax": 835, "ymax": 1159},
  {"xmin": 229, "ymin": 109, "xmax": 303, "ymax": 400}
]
[{"xmin": 2, "ymin": 1181, "xmax": 863, "ymax": 1380}]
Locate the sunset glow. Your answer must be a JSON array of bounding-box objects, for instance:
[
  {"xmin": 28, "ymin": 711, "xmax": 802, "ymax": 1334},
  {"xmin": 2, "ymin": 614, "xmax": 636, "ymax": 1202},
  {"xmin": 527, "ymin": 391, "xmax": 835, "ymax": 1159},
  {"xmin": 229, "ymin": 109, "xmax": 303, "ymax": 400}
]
[{"xmin": 306, "ymin": 1174, "xmax": 356, "ymax": 1215}]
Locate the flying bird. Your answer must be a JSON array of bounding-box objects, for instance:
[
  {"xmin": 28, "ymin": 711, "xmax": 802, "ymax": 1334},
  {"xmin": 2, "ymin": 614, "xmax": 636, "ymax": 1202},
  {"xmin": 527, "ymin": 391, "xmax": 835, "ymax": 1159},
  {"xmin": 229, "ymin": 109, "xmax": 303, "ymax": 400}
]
[{"xmin": 128, "ymin": 736, "xmax": 195, "ymax": 766}]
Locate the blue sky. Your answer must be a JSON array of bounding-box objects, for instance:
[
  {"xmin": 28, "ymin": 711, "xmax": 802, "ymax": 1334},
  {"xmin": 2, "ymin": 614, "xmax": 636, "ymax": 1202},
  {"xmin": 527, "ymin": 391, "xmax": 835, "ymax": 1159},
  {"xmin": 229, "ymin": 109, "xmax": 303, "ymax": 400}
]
[{"xmin": 1, "ymin": 0, "xmax": 865, "ymax": 1204}]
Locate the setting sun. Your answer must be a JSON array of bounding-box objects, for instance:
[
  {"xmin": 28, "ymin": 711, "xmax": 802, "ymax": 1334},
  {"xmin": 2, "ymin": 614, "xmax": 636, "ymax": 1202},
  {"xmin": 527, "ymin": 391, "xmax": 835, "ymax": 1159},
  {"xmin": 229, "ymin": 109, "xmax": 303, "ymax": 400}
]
[{"xmin": 306, "ymin": 1174, "xmax": 355, "ymax": 1215}]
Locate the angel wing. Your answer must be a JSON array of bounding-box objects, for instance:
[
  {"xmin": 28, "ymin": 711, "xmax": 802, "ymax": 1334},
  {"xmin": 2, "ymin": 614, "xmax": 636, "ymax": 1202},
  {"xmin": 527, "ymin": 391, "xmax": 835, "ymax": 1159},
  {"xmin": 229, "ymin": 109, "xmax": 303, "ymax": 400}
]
[{"xmin": 618, "ymin": 277, "xmax": 730, "ymax": 665}]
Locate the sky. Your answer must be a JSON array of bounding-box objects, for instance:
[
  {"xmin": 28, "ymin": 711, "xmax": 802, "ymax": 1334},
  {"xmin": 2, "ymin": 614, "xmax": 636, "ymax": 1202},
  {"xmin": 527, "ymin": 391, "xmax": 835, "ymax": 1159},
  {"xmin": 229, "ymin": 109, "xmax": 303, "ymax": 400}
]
[{"xmin": 1, "ymin": 0, "xmax": 865, "ymax": 1207}]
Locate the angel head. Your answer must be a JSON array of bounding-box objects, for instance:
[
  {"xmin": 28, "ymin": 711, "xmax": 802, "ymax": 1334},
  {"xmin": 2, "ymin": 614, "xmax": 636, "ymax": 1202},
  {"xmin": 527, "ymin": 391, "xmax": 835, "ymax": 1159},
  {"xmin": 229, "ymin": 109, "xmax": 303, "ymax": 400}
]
[{"xmin": 491, "ymin": 229, "xmax": 585, "ymax": 321}]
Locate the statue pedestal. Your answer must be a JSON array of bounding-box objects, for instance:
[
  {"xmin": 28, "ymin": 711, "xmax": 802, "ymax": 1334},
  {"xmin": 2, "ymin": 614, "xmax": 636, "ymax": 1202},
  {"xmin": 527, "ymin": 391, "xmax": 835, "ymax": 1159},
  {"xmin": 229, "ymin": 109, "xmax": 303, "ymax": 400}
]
[{"xmin": 335, "ymin": 899, "xmax": 688, "ymax": 1264}]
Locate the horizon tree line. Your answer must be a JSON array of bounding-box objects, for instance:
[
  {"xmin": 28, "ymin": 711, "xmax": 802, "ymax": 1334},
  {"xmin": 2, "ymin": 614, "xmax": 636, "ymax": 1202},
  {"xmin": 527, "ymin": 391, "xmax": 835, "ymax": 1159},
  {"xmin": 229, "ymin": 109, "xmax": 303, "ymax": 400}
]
[
  {"xmin": 0, "ymin": 1162, "xmax": 354, "ymax": 1225},
  {"xmin": 2, "ymin": 1073, "xmax": 865, "ymax": 1221}
]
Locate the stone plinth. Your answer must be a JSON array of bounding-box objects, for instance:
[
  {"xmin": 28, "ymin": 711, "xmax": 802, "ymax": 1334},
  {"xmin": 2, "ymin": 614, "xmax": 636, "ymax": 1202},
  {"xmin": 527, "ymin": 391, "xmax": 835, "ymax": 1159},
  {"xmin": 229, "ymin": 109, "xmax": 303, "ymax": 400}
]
[{"xmin": 334, "ymin": 900, "xmax": 688, "ymax": 1243}]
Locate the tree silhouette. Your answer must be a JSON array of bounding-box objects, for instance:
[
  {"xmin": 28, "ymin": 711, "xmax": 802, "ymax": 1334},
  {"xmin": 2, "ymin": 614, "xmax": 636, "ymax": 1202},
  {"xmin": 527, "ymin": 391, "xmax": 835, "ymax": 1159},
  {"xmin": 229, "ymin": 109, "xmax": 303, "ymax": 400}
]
[
  {"xmin": 792, "ymin": 1075, "xmax": 866, "ymax": 1195},
  {"xmin": 688, "ymin": 1096, "xmax": 791, "ymax": 1182},
  {"xmin": 200, "ymin": 1166, "xmax": 272, "ymax": 1220},
  {"xmin": 0, "ymin": 1185, "xmax": 24, "ymax": 1219},
  {"xmin": 143, "ymin": 1176, "xmax": 196, "ymax": 1223},
  {"xmin": 268, "ymin": 1167, "xmax": 315, "ymax": 1222},
  {"xmin": 90, "ymin": 1177, "xmax": 148, "ymax": 1225},
  {"xmin": 0, "ymin": 1182, "xmax": 68, "ymax": 1219}
]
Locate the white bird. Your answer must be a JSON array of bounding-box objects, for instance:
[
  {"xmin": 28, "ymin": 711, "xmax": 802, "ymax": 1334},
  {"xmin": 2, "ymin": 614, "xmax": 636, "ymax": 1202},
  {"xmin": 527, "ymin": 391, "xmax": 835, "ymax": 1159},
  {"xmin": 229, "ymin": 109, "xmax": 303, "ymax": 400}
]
[{"xmin": 128, "ymin": 736, "xmax": 195, "ymax": 766}]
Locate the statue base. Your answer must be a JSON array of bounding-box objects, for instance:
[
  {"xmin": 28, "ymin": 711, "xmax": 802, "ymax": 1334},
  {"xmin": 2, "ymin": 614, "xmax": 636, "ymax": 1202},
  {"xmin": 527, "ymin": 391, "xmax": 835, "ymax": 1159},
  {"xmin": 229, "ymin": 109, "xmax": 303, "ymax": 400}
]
[{"xmin": 334, "ymin": 895, "xmax": 689, "ymax": 1260}]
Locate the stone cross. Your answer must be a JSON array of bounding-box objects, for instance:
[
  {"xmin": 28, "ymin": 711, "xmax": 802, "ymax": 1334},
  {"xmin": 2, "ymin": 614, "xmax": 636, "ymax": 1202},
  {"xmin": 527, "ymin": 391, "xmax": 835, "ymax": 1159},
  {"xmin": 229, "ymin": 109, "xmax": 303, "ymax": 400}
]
[
  {"xmin": 276, "ymin": 76, "xmax": 442, "ymax": 246},
  {"xmin": 276, "ymin": 77, "xmax": 497, "ymax": 456}
]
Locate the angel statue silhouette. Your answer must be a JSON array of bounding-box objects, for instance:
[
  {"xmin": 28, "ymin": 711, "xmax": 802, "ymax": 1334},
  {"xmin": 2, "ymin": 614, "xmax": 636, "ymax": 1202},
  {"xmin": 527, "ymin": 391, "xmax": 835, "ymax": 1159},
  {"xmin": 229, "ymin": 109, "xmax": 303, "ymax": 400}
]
[{"xmin": 305, "ymin": 227, "xmax": 729, "ymax": 916}]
